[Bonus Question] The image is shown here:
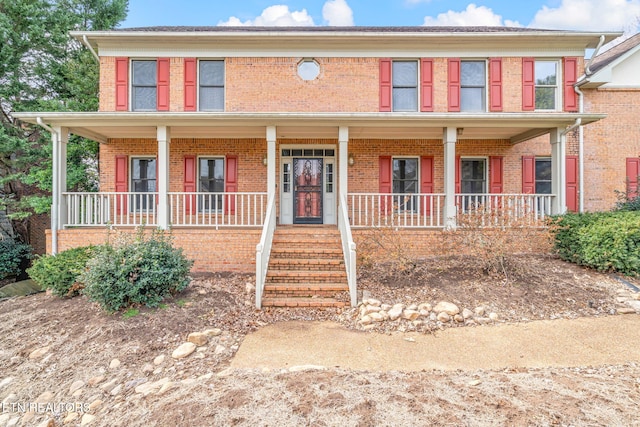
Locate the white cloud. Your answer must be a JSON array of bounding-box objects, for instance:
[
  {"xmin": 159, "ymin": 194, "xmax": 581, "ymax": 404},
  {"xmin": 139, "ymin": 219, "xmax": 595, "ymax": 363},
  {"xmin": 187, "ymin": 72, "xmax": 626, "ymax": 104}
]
[
  {"xmin": 322, "ymin": 0, "xmax": 354, "ymax": 26},
  {"xmin": 422, "ymin": 4, "xmax": 522, "ymax": 27},
  {"xmin": 218, "ymin": 5, "xmax": 315, "ymax": 26},
  {"xmin": 530, "ymin": 0, "xmax": 640, "ymax": 31}
]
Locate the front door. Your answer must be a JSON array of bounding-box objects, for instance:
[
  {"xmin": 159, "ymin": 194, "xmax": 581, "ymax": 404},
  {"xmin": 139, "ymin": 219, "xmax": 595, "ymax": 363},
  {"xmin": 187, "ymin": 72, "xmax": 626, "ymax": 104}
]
[{"xmin": 293, "ymin": 158, "xmax": 323, "ymax": 224}]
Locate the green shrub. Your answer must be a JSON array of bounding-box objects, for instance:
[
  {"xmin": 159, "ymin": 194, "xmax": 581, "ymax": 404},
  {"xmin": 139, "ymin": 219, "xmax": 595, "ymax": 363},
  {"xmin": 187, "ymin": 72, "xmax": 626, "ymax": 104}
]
[
  {"xmin": 81, "ymin": 229, "xmax": 193, "ymax": 312},
  {"xmin": 615, "ymin": 192, "xmax": 640, "ymax": 212},
  {"xmin": 27, "ymin": 246, "xmax": 94, "ymax": 297},
  {"xmin": 552, "ymin": 211, "xmax": 640, "ymax": 276},
  {"xmin": 0, "ymin": 239, "xmax": 32, "ymax": 280}
]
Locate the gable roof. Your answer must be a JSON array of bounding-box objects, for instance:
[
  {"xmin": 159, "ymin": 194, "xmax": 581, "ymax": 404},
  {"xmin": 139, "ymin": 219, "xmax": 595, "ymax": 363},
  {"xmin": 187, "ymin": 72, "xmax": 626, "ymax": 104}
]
[{"xmin": 588, "ymin": 33, "xmax": 640, "ymax": 74}]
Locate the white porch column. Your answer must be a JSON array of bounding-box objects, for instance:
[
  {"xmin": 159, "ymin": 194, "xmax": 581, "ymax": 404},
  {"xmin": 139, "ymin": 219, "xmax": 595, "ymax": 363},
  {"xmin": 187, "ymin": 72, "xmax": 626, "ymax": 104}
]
[
  {"xmin": 50, "ymin": 130, "xmax": 60, "ymax": 254},
  {"xmin": 550, "ymin": 127, "xmax": 566, "ymax": 215},
  {"xmin": 338, "ymin": 126, "xmax": 349, "ymax": 199},
  {"xmin": 53, "ymin": 127, "xmax": 68, "ymax": 230},
  {"xmin": 157, "ymin": 126, "xmax": 170, "ymax": 229},
  {"xmin": 266, "ymin": 126, "xmax": 276, "ymax": 197},
  {"xmin": 443, "ymin": 127, "xmax": 457, "ymax": 229}
]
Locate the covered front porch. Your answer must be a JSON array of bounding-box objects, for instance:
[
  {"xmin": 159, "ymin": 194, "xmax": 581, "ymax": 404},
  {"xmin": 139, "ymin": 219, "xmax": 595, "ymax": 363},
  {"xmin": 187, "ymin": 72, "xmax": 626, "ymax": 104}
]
[{"xmin": 16, "ymin": 111, "xmax": 604, "ymax": 307}]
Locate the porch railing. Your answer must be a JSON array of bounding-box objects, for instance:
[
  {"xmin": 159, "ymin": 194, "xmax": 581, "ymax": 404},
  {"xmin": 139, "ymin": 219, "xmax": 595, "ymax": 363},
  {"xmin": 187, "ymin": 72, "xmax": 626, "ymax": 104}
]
[
  {"xmin": 338, "ymin": 194, "xmax": 357, "ymax": 307},
  {"xmin": 168, "ymin": 192, "xmax": 267, "ymax": 227},
  {"xmin": 347, "ymin": 193, "xmax": 555, "ymax": 229},
  {"xmin": 62, "ymin": 192, "xmax": 267, "ymax": 227},
  {"xmin": 455, "ymin": 193, "xmax": 554, "ymax": 227},
  {"xmin": 64, "ymin": 192, "xmax": 158, "ymax": 227},
  {"xmin": 348, "ymin": 193, "xmax": 445, "ymax": 228},
  {"xmin": 255, "ymin": 194, "xmax": 276, "ymax": 309}
]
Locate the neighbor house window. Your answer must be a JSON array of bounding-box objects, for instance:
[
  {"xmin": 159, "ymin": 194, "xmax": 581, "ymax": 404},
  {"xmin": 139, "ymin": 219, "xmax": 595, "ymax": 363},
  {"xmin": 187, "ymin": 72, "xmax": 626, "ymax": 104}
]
[
  {"xmin": 535, "ymin": 158, "xmax": 552, "ymax": 194},
  {"xmin": 198, "ymin": 157, "xmax": 224, "ymax": 211},
  {"xmin": 393, "ymin": 158, "xmax": 418, "ymax": 211},
  {"xmin": 461, "ymin": 159, "xmax": 486, "ymax": 193},
  {"xmin": 460, "ymin": 60, "xmax": 486, "ymax": 112},
  {"xmin": 392, "ymin": 61, "xmax": 418, "ymax": 112},
  {"xmin": 131, "ymin": 60, "xmax": 157, "ymax": 111},
  {"xmin": 535, "ymin": 61, "xmax": 558, "ymax": 110},
  {"xmin": 199, "ymin": 60, "xmax": 224, "ymax": 111},
  {"xmin": 131, "ymin": 157, "xmax": 156, "ymax": 210}
]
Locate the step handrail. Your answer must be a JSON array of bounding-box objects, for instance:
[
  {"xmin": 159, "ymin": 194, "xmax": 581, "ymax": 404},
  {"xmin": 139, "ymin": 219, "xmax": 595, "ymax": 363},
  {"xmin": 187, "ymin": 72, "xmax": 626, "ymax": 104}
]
[
  {"xmin": 338, "ymin": 194, "xmax": 357, "ymax": 307},
  {"xmin": 255, "ymin": 194, "xmax": 276, "ymax": 308}
]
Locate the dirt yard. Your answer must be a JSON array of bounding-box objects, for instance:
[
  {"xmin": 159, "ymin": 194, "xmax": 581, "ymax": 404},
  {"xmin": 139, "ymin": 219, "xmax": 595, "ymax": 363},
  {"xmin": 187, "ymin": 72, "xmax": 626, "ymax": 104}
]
[{"xmin": 1, "ymin": 255, "xmax": 639, "ymax": 426}]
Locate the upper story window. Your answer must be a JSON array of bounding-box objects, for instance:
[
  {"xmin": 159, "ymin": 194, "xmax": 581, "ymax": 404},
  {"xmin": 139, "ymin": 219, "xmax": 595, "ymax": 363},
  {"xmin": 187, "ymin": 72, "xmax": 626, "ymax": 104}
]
[
  {"xmin": 460, "ymin": 61, "xmax": 486, "ymax": 112},
  {"xmin": 392, "ymin": 61, "xmax": 418, "ymax": 112},
  {"xmin": 199, "ymin": 60, "xmax": 224, "ymax": 111},
  {"xmin": 132, "ymin": 60, "xmax": 157, "ymax": 111},
  {"xmin": 535, "ymin": 61, "xmax": 558, "ymax": 110}
]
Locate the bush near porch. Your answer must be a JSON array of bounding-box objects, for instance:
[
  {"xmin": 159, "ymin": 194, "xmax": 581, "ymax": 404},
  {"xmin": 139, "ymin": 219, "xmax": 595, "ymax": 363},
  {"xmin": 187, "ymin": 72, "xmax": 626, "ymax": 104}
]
[{"xmin": 552, "ymin": 212, "xmax": 640, "ymax": 276}]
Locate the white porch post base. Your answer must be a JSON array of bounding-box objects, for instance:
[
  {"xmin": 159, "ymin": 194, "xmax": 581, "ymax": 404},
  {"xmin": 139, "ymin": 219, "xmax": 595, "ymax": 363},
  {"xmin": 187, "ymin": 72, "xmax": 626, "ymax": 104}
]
[
  {"xmin": 443, "ymin": 127, "xmax": 457, "ymax": 229},
  {"xmin": 550, "ymin": 128, "xmax": 566, "ymax": 215},
  {"xmin": 157, "ymin": 126, "xmax": 170, "ymax": 229}
]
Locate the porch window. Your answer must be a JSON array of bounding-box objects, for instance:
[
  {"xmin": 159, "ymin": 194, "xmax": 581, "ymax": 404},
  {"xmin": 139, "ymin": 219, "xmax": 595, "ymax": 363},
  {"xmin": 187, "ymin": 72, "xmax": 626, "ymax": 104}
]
[
  {"xmin": 535, "ymin": 158, "xmax": 552, "ymax": 194},
  {"xmin": 393, "ymin": 158, "xmax": 418, "ymax": 211},
  {"xmin": 131, "ymin": 157, "xmax": 156, "ymax": 211},
  {"xmin": 198, "ymin": 157, "xmax": 224, "ymax": 211},
  {"xmin": 392, "ymin": 61, "xmax": 418, "ymax": 112},
  {"xmin": 132, "ymin": 60, "xmax": 157, "ymax": 111},
  {"xmin": 199, "ymin": 60, "xmax": 224, "ymax": 111},
  {"xmin": 461, "ymin": 159, "xmax": 486, "ymax": 193},
  {"xmin": 535, "ymin": 61, "xmax": 558, "ymax": 110},
  {"xmin": 461, "ymin": 60, "xmax": 486, "ymax": 112}
]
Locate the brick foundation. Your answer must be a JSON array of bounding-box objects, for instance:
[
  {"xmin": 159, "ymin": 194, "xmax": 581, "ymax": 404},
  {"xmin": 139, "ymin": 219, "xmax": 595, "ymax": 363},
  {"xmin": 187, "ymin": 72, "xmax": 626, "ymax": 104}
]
[{"xmin": 47, "ymin": 228, "xmax": 262, "ymax": 273}]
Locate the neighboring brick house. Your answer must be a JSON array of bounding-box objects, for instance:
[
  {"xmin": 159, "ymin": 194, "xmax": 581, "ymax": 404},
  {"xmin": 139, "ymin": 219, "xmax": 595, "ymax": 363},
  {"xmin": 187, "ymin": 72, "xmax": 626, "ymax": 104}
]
[{"xmin": 14, "ymin": 26, "xmax": 625, "ymax": 307}]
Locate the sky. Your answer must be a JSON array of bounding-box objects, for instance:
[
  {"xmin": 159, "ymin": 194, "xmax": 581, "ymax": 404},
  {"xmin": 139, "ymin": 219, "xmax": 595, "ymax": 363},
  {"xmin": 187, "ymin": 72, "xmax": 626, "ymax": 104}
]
[{"xmin": 121, "ymin": 0, "xmax": 640, "ymax": 34}]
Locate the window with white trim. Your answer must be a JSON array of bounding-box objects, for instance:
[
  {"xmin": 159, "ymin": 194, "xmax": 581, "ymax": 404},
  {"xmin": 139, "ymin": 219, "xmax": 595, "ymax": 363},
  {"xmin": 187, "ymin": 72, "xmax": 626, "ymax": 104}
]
[
  {"xmin": 198, "ymin": 157, "xmax": 224, "ymax": 211},
  {"xmin": 199, "ymin": 60, "xmax": 224, "ymax": 111},
  {"xmin": 392, "ymin": 61, "xmax": 418, "ymax": 112},
  {"xmin": 393, "ymin": 158, "xmax": 418, "ymax": 211},
  {"xmin": 131, "ymin": 60, "xmax": 157, "ymax": 111},
  {"xmin": 131, "ymin": 157, "xmax": 156, "ymax": 211},
  {"xmin": 535, "ymin": 61, "xmax": 558, "ymax": 110},
  {"xmin": 460, "ymin": 60, "xmax": 486, "ymax": 112},
  {"xmin": 535, "ymin": 158, "xmax": 552, "ymax": 194},
  {"xmin": 461, "ymin": 159, "xmax": 486, "ymax": 194}
]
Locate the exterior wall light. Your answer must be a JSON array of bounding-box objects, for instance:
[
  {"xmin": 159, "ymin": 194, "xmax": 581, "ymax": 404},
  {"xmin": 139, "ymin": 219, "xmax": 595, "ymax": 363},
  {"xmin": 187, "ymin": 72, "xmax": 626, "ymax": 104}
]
[
  {"xmin": 348, "ymin": 154, "xmax": 354, "ymax": 166},
  {"xmin": 263, "ymin": 154, "xmax": 268, "ymax": 166}
]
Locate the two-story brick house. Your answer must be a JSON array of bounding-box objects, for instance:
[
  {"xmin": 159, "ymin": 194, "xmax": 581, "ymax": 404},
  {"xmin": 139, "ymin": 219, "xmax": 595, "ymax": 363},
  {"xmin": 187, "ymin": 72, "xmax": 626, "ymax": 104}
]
[{"xmin": 15, "ymin": 26, "xmax": 621, "ymax": 307}]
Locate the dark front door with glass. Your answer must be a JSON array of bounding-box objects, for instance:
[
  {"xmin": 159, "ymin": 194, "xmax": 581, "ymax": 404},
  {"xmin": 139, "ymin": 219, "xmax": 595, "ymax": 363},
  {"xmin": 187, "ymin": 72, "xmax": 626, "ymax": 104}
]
[{"xmin": 293, "ymin": 158, "xmax": 323, "ymax": 224}]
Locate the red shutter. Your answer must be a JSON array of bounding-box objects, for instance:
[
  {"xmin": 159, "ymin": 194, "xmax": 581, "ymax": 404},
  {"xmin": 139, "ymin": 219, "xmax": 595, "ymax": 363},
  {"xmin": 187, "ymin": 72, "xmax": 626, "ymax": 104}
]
[
  {"xmin": 379, "ymin": 156, "xmax": 392, "ymax": 213},
  {"xmin": 489, "ymin": 58, "xmax": 503, "ymax": 112},
  {"xmin": 184, "ymin": 155, "xmax": 197, "ymax": 215},
  {"xmin": 420, "ymin": 156, "xmax": 434, "ymax": 215},
  {"xmin": 455, "ymin": 156, "xmax": 461, "ymax": 193},
  {"xmin": 420, "ymin": 58, "xmax": 434, "ymax": 112},
  {"xmin": 563, "ymin": 57, "xmax": 578, "ymax": 112},
  {"xmin": 566, "ymin": 155, "xmax": 579, "ymax": 212},
  {"xmin": 184, "ymin": 58, "xmax": 197, "ymax": 111},
  {"xmin": 522, "ymin": 58, "xmax": 535, "ymax": 111},
  {"xmin": 448, "ymin": 58, "xmax": 461, "ymax": 112},
  {"xmin": 225, "ymin": 155, "xmax": 238, "ymax": 215},
  {"xmin": 115, "ymin": 57, "xmax": 129, "ymax": 111},
  {"xmin": 115, "ymin": 155, "xmax": 128, "ymax": 214},
  {"xmin": 627, "ymin": 157, "xmax": 640, "ymax": 199},
  {"xmin": 379, "ymin": 58, "xmax": 392, "ymax": 112},
  {"xmin": 489, "ymin": 156, "xmax": 504, "ymax": 193},
  {"xmin": 156, "ymin": 58, "xmax": 170, "ymax": 111},
  {"xmin": 522, "ymin": 156, "xmax": 535, "ymax": 194}
]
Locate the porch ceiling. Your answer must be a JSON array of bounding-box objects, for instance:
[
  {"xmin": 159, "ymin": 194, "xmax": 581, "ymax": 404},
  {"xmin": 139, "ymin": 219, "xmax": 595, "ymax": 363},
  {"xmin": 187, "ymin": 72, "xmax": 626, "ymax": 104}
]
[{"xmin": 14, "ymin": 112, "xmax": 606, "ymax": 144}]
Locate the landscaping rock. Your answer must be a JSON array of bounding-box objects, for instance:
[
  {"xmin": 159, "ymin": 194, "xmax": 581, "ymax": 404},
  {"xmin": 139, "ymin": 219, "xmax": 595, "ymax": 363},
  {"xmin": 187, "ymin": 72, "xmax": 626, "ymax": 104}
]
[
  {"xmin": 81, "ymin": 413, "xmax": 96, "ymax": 426},
  {"xmin": 153, "ymin": 355, "xmax": 166, "ymax": 365},
  {"xmin": 434, "ymin": 301, "xmax": 460, "ymax": 316},
  {"xmin": 109, "ymin": 358, "xmax": 121, "ymax": 369},
  {"xmin": 402, "ymin": 309, "xmax": 420, "ymax": 321},
  {"xmin": 87, "ymin": 375, "xmax": 105, "ymax": 386},
  {"xmin": 29, "ymin": 346, "xmax": 50, "ymax": 359},
  {"xmin": 69, "ymin": 380, "xmax": 85, "ymax": 394},
  {"xmin": 187, "ymin": 332, "xmax": 208, "ymax": 346},
  {"xmin": 204, "ymin": 328, "xmax": 222, "ymax": 337},
  {"xmin": 475, "ymin": 306, "xmax": 486, "ymax": 316},
  {"xmin": 172, "ymin": 342, "xmax": 196, "ymax": 359},
  {"xmin": 462, "ymin": 308, "xmax": 474, "ymax": 319},
  {"xmin": 387, "ymin": 304, "xmax": 404, "ymax": 321},
  {"xmin": 437, "ymin": 312, "xmax": 451, "ymax": 322}
]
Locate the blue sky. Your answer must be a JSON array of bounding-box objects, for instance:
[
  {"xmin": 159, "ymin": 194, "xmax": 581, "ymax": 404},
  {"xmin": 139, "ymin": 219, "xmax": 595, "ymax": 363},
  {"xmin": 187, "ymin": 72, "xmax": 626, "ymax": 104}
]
[{"xmin": 121, "ymin": 0, "xmax": 640, "ymax": 33}]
